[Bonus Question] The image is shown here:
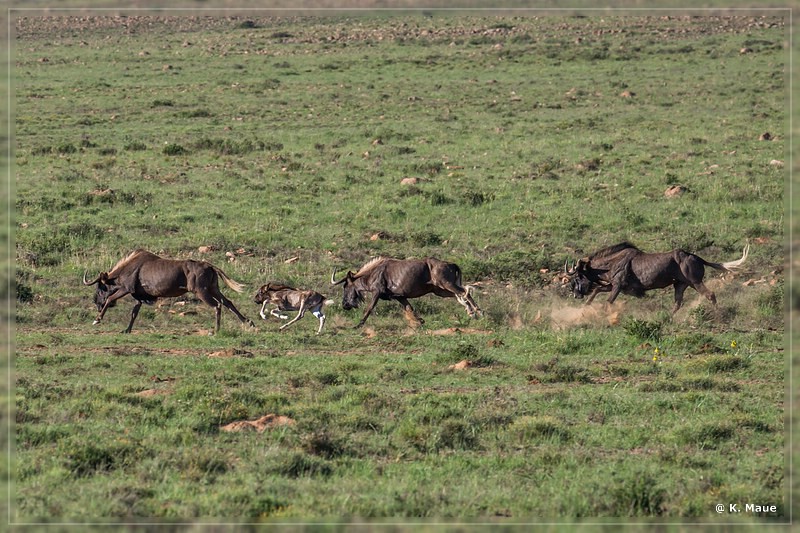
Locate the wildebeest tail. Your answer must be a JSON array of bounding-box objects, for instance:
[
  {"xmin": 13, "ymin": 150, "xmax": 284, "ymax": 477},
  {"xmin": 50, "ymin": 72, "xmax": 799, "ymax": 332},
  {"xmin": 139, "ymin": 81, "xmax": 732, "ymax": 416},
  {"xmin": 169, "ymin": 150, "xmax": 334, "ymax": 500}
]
[
  {"xmin": 702, "ymin": 243, "xmax": 750, "ymax": 272},
  {"xmin": 215, "ymin": 267, "xmax": 246, "ymax": 293}
]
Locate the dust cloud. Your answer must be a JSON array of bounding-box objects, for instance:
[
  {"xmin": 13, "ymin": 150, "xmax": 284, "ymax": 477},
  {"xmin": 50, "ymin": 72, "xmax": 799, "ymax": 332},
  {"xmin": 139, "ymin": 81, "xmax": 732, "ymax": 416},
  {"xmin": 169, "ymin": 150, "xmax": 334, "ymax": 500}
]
[{"xmin": 549, "ymin": 301, "xmax": 625, "ymax": 330}]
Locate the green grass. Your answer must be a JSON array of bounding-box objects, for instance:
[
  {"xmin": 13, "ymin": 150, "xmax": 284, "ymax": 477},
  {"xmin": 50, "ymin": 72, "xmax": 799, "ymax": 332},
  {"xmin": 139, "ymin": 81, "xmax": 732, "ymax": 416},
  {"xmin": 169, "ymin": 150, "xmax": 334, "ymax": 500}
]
[{"xmin": 12, "ymin": 13, "xmax": 788, "ymax": 523}]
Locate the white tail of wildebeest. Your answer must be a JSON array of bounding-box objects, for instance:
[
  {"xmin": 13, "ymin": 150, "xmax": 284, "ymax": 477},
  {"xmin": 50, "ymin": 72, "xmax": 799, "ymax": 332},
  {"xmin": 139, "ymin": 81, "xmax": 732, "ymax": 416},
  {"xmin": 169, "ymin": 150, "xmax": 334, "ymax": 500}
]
[
  {"xmin": 330, "ymin": 256, "xmax": 482, "ymax": 327},
  {"xmin": 83, "ymin": 249, "xmax": 255, "ymax": 333},
  {"xmin": 253, "ymin": 282, "xmax": 333, "ymax": 334},
  {"xmin": 564, "ymin": 242, "xmax": 750, "ymax": 313}
]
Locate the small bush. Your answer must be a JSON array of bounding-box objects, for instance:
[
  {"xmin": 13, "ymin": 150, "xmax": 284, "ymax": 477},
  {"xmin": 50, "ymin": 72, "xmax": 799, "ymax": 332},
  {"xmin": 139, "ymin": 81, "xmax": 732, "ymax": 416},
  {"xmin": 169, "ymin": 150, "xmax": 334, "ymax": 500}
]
[
  {"xmin": 162, "ymin": 143, "xmax": 187, "ymax": 156},
  {"xmin": 410, "ymin": 231, "xmax": 442, "ymax": 247},
  {"xmin": 687, "ymin": 354, "xmax": 749, "ymax": 373},
  {"xmin": 65, "ymin": 441, "xmax": 136, "ymax": 477},
  {"xmin": 16, "ymin": 279, "xmax": 34, "ymax": 303},
  {"xmin": 461, "ymin": 190, "xmax": 494, "ymax": 207},
  {"xmin": 56, "ymin": 143, "xmax": 77, "ymax": 154},
  {"xmin": 676, "ymin": 422, "xmax": 735, "ymax": 449},
  {"xmin": 124, "ymin": 140, "xmax": 148, "ymax": 151},
  {"xmin": 510, "ymin": 415, "xmax": 570, "ymax": 443},
  {"xmin": 302, "ymin": 429, "xmax": 348, "ymax": 459},
  {"xmin": 437, "ymin": 342, "xmax": 479, "ymax": 365},
  {"xmin": 757, "ymin": 279, "xmax": 785, "ymax": 317},
  {"xmin": 274, "ymin": 452, "xmax": 332, "ymax": 478},
  {"xmin": 434, "ymin": 419, "xmax": 480, "ymax": 451},
  {"xmin": 623, "ymin": 318, "xmax": 663, "ymax": 342},
  {"xmin": 610, "ymin": 471, "xmax": 665, "ymax": 516}
]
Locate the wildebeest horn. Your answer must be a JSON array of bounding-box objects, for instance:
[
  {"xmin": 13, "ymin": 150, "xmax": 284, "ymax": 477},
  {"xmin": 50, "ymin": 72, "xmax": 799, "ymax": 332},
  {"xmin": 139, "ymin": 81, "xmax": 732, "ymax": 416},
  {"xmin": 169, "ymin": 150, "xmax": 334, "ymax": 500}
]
[
  {"xmin": 331, "ymin": 269, "xmax": 346, "ymax": 286},
  {"xmin": 83, "ymin": 271, "xmax": 100, "ymax": 286}
]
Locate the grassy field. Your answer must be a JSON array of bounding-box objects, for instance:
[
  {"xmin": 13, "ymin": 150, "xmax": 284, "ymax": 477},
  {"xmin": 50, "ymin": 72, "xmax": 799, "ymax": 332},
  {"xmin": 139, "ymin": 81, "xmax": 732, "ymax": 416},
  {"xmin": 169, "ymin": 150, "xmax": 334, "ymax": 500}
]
[{"xmin": 11, "ymin": 11, "xmax": 789, "ymax": 524}]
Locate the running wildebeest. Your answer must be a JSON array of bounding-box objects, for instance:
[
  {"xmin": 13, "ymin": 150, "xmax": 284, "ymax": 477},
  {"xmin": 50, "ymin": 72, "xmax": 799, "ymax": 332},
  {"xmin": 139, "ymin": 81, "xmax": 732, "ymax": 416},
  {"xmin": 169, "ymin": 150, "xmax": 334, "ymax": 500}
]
[
  {"xmin": 563, "ymin": 242, "xmax": 750, "ymax": 313},
  {"xmin": 83, "ymin": 249, "xmax": 255, "ymax": 333},
  {"xmin": 253, "ymin": 282, "xmax": 333, "ymax": 335},
  {"xmin": 330, "ymin": 256, "xmax": 482, "ymax": 327}
]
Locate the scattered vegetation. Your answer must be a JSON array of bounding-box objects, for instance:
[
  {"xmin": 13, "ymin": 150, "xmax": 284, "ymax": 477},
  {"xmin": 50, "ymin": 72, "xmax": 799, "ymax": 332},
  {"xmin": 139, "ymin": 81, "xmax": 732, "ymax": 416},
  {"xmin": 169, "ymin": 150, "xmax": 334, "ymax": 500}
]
[{"xmin": 12, "ymin": 12, "xmax": 786, "ymax": 522}]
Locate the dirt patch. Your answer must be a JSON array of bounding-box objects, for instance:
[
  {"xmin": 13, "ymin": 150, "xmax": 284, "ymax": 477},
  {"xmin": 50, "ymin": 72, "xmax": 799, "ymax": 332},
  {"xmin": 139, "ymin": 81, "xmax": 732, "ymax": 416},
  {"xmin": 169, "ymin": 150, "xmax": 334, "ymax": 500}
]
[
  {"xmin": 428, "ymin": 327, "xmax": 494, "ymax": 336},
  {"xmin": 208, "ymin": 348, "xmax": 254, "ymax": 358},
  {"xmin": 135, "ymin": 388, "xmax": 172, "ymax": 397},
  {"xmin": 220, "ymin": 414, "xmax": 296, "ymax": 433}
]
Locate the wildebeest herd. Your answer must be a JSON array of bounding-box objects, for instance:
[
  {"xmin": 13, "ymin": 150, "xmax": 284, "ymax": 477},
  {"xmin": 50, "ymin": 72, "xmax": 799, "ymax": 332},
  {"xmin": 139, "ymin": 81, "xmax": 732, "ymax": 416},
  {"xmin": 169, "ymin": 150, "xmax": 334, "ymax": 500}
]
[{"xmin": 83, "ymin": 242, "xmax": 750, "ymax": 334}]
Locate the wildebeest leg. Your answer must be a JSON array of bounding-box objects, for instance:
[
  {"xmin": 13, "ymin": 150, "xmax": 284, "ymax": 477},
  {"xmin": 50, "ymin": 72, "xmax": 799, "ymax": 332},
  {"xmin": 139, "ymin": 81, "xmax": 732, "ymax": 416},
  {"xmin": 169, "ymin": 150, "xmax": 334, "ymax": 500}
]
[
  {"xmin": 312, "ymin": 307, "xmax": 325, "ymax": 335},
  {"xmin": 124, "ymin": 301, "xmax": 142, "ymax": 333},
  {"xmin": 585, "ymin": 284, "xmax": 608, "ymax": 304},
  {"xmin": 206, "ymin": 286, "xmax": 255, "ymax": 328},
  {"xmin": 195, "ymin": 289, "xmax": 224, "ymax": 333},
  {"xmin": 279, "ymin": 301, "xmax": 306, "ymax": 331},
  {"xmin": 396, "ymin": 297, "xmax": 424, "ymax": 325},
  {"xmin": 221, "ymin": 296, "xmax": 254, "ymax": 327},
  {"xmin": 672, "ymin": 282, "xmax": 689, "ymax": 313},
  {"xmin": 433, "ymin": 285, "xmax": 481, "ymax": 318},
  {"xmin": 691, "ymin": 282, "xmax": 717, "ymax": 307},
  {"xmin": 605, "ymin": 284, "xmax": 622, "ymax": 304},
  {"xmin": 269, "ymin": 307, "xmax": 289, "ymax": 320},
  {"xmin": 355, "ymin": 295, "xmax": 381, "ymax": 328},
  {"xmin": 93, "ymin": 289, "xmax": 131, "ymax": 325},
  {"xmin": 457, "ymin": 287, "xmax": 482, "ymax": 318}
]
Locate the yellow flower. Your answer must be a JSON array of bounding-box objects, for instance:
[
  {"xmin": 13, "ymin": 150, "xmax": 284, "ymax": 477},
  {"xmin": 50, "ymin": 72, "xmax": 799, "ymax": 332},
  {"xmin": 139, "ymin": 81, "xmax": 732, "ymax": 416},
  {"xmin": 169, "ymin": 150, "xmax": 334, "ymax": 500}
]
[{"xmin": 731, "ymin": 340, "xmax": 737, "ymax": 349}]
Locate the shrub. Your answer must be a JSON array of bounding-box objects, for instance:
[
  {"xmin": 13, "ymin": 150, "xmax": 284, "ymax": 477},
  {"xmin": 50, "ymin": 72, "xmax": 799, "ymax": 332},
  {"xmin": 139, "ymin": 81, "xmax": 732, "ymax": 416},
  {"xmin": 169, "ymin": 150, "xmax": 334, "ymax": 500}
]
[
  {"xmin": 434, "ymin": 419, "xmax": 480, "ymax": 451},
  {"xmin": 623, "ymin": 318, "xmax": 663, "ymax": 342},
  {"xmin": 510, "ymin": 415, "xmax": 570, "ymax": 443},
  {"xmin": 162, "ymin": 143, "xmax": 187, "ymax": 156},
  {"xmin": 16, "ymin": 279, "xmax": 34, "ymax": 303},
  {"xmin": 273, "ymin": 452, "xmax": 332, "ymax": 478},
  {"xmin": 610, "ymin": 471, "xmax": 666, "ymax": 516},
  {"xmin": 676, "ymin": 422, "xmax": 735, "ymax": 449},
  {"xmin": 124, "ymin": 140, "xmax": 148, "ymax": 151}
]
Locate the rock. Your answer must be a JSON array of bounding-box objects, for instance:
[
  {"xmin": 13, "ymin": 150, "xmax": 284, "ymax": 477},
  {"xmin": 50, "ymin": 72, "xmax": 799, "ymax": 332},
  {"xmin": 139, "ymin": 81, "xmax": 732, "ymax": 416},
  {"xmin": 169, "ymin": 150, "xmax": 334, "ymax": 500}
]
[
  {"xmin": 400, "ymin": 177, "xmax": 419, "ymax": 185},
  {"xmin": 664, "ymin": 185, "xmax": 688, "ymax": 198},
  {"xmin": 220, "ymin": 414, "xmax": 296, "ymax": 433}
]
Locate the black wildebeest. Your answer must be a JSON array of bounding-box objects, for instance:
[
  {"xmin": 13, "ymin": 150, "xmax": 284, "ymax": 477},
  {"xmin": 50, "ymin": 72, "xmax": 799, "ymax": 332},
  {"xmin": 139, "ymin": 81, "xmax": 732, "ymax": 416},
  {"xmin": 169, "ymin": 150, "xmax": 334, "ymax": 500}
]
[
  {"xmin": 564, "ymin": 242, "xmax": 750, "ymax": 313},
  {"xmin": 83, "ymin": 249, "xmax": 255, "ymax": 333},
  {"xmin": 253, "ymin": 282, "xmax": 333, "ymax": 334},
  {"xmin": 330, "ymin": 256, "xmax": 482, "ymax": 327}
]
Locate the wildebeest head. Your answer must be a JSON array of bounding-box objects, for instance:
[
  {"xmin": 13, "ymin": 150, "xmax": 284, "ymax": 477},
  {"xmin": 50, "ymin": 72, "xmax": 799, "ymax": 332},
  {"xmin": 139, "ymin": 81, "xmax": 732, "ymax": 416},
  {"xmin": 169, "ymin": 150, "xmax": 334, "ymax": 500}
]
[
  {"xmin": 563, "ymin": 259, "xmax": 593, "ymax": 299},
  {"xmin": 330, "ymin": 270, "xmax": 364, "ymax": 310},
  {"xmin": 83, "ymin": 271, "xmax": 121, "ymax": 311},
  {"xmin": 253, "ymin": 283, "xmax": 291, "ymax": 305}
]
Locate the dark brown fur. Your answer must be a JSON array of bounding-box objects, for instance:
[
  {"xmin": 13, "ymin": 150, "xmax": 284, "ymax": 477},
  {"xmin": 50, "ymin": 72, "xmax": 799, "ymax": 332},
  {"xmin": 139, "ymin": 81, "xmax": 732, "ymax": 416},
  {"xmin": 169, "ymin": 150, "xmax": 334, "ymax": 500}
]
[
  {"xmin": 83, "ymin": 249, "xmax": 254, "ymax": 333},
  {"xmin": 331, "ymin": 257, "xmax": 482, "ymax": 327},
  {"xmin": 566, "ymin": 242, "xmax": 749, "ymax": 313}
]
